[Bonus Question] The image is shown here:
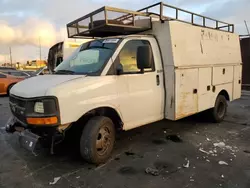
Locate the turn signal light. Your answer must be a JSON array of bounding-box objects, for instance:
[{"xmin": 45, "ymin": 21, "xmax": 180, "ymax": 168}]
[{"xmin": 27, "ymin": 117, "xmax": 58, "ymax": 125}]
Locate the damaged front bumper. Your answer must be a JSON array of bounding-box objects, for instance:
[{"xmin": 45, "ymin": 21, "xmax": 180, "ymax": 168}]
[
  {"xmin": 19, "ymin": 129, "xmax": 40, "ymax": 152},
  {"xmin": 5, "ymin": 116, "xmax": 70, "ymax": 154},
  {"xmin": 6, "ymin": 116, "xmax": 41, "ymax": 152}
]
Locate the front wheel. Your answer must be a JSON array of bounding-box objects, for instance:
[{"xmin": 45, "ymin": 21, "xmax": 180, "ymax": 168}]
[
  {"xmin": 209, "ymin": 95, "xmax": 228, "ymax": 123},
  {"xmin": 80, "ymin": 116, "xmax": 115, "ymax": 164}
]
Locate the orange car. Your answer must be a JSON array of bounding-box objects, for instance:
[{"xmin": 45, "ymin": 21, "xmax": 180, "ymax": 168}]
[{"xmin": 0, "ymin": 72, "xmax": 25, "ymax": 95}]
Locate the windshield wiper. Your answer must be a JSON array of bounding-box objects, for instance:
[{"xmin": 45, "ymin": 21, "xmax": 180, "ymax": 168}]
[{"xmin": 54, "ymin": 70, "xmax": 75, "ymax": 75}]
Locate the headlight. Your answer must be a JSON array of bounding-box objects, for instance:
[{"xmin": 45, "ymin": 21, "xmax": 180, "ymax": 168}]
[
  {"xmin": 26, "ymin": 97, "xmax": 59, "ymax": 117},
  {"xmin": 25, "ymin": 97, "xmax": 60, "ymax": 125},
  {"xmin": 34, "ymin": 102, "xmax": 44, "ymax": 113}
]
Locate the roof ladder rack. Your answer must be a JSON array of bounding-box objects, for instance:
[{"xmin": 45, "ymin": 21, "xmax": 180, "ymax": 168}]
[
  {"xmin": 67, "ymin": 2, "xmax": 234, "ymax": 38},
  {"xmin": 137, "ymin": 2, "xmax": 234, "ymax": 33}
]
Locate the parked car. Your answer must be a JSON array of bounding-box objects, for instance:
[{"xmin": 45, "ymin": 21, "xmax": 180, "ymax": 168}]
[
  {"xmin": 0, "ymin": 72, "xmax": 24, "ymax": 95},
  {"xmin": 0, "ymin": 69, "xmax": 31, "ymax": 78},
  {"xmin": 22, "ymin": 70, "xmax": 36, "ymax": 77},
  {"xmin": 18, "ymin": 67, "xmax": 50, "ymax": 78},
  {"xmin": 0, "ymin": 67, "xmax": 16, "ymax": 71}
]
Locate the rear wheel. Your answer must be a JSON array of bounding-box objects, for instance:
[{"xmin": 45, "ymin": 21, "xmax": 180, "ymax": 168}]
[
  {"xmin": 80, "ymin": 116, "xmax": 115, "ymax": 164},
  {"xmin": 209, "ymin": 95, "xmax": 228, "ymax": 123}
]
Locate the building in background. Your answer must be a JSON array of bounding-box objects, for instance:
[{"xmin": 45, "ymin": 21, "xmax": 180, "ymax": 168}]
[
  {"xmin": 240, "ymin": 36, "xmax": 250, "ymax": 88},
  {"xmin": 19, "ymin": 60, "xmax": 47, "ymax": 71}
]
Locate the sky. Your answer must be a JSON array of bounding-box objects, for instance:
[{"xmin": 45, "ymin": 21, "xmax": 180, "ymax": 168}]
[{"xmin": 0, "ymin": 0, "xmax": 249, "ymax": 64}]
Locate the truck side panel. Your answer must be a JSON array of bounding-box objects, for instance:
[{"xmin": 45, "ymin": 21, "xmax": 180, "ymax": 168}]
[
  {"xmin": 175, "ymin": 68, "xmax": 234, "ymax": 120},
  {"xmin": 148, "ymin": 20, "xmax": 241, "ymax": 120},
  {"xmin": 169, "ymin": 21, "xmax": 242, "ymax": 67},
  {"xmin": 170, "ymin": 22, "xmax": 241, "ymax": 120}
]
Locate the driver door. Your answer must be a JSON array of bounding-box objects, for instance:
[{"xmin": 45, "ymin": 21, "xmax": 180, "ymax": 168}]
[{"xmin": 114, "ymin": 39, "xmax": 164, "ymax": 130}]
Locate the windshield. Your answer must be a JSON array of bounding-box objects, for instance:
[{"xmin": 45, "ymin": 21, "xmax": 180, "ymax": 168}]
[{"xmin": 54, "ymin": 38, "xmax": 120, "ymax": 75}]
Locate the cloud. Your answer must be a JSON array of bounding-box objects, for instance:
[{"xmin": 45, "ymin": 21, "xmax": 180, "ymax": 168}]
[
  {"xmin": 0, "ymin": 0, "xmax": 156, "ymax": 48},
  {"xmin": 0, "ymin": 0, "xmax": 249, "ymax": 62},
  {"xmin": 0, "ymin": 18, "xmax": 65, "ymax": 47},
  {"xmin": 0, "ymin": 54, "xmax": 6, "ymax": 63},
  {"xmin": 202, "ymin": 0, "xmax": 250, "ymax": 34}
]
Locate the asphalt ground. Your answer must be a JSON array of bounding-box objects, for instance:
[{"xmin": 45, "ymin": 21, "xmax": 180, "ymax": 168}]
[{"xmin": 0, "ymin": 93, "xmax": 250, "ymax": 188}]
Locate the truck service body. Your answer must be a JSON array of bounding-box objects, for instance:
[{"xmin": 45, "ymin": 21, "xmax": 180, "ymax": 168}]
[{"xmin": 6, "ymin": 2, "xmax": 242, "ymax": 164}]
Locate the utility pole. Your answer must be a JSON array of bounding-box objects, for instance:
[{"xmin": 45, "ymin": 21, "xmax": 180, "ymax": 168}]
[
  {"xmin": 39, "ymin": 36, "xmax": 42, "ymax": 60},
  {"xmin": 244, "ymin": 20, "xmax": 250, "ymax": 35},
  {"xmin": 9, "ymin": 47, "xmax": 12, "ymax": 67}
]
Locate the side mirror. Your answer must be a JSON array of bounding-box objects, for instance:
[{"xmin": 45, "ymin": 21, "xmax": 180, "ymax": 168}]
[
  {"xmin": 116, "ymin": 63, "xmax": 123, "ymax": 75},
  {"xmin": 137, "ymin": 46, "xmax": 153, "ymax": 73}
]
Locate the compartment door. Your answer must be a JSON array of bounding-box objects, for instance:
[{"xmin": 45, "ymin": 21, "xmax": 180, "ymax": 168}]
[
  {"xmin": 233, "ymin": 65, "xmax": 242, "ymax": 100},
  {"xmin": 212, "ymin": 66, "xmax": 233, "ymax": 85},
  {"xmin": 198, "ymin": 67, "xmax": 213, "ymax": 112},
  {"xmin": 175, "ymin": 69, "xmax": 198, "ymax": 119}
]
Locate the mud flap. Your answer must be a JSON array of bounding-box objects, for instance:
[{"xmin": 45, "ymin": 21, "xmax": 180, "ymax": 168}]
[{"xmin": 19, "ymin": 130, "xmax": 40, "ymax": 153}]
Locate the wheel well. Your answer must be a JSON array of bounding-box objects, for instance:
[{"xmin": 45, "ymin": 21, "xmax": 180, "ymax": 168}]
[
  {"xmin": 7, "ymin": 83, "xmax": 16, "ymax": 94},
  {"xmin": 218, "ymin": 90, "xmax": 230, "ymax": 101},
  {"xmin": 75, "ymin": 107, "xmax": 123, "ymax": 131},
  {"xmin": 8, "ymin": 83, "xmax": 16, "ymax": 88}
]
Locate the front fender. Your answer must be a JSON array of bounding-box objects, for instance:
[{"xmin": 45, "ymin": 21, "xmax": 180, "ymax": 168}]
[{"xmin": 47, "ymin": 76, "xmax": 122, "ymax": 124}]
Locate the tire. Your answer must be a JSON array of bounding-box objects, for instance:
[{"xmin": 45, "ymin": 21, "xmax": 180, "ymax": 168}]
[
  {"xmin": 209, "ymin": 95, "xmax": 228, "ymax": 123},
  {"xmin": 80, "ymin": 116, "xmax": 115, "ymax": 164},
  {"xmin": 7, "ymin": 84, "xmax": 15, "ymax": 95}
]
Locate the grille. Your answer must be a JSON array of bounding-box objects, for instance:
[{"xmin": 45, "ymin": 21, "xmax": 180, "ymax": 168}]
[
  {"xmin": 9, "ymin": 95, "xmax": 27, "ymax": 123},
  {"xmin": 9, "ymin": 95, "xmax": 26, "ymax": 108}
]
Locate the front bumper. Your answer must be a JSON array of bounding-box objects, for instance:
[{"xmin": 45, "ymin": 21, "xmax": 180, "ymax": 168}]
[
  {"xmin": 5, "ymin": 116, "xmax": 40, "ymax": 152},
  {"xmin": 19, "ymin": 129, "xmax": 40, "ymax": 152},
  {"xmin": 5, "ymin": 116, "xmax": 66, "ymax": 153}
]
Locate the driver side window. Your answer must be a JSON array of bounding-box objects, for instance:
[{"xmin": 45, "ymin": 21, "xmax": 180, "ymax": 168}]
[
  {"xmin": 115, "ymin": 40, "xmax": 154, "ymax": 74},
  {"xmin": 0, "ymin": 73, "xmax": 6, "ymax": 78}
]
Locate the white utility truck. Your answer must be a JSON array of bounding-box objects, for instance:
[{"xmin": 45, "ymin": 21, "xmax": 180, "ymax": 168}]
[{"xmin": 6, "ymin": 2, "xmax": 242, "ymax": 164}]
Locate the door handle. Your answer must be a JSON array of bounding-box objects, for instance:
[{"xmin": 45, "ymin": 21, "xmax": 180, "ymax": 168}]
[{"xmin": 156, "ymin": 75, "xmax": 160, "ymax": 86}]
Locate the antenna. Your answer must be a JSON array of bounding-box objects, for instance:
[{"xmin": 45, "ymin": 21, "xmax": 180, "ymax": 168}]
[{"xmin": 244, "ymin": 20, "xmax": 250, "ymax": 35}]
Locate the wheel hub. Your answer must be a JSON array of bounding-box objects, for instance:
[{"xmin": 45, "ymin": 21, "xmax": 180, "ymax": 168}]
[{"xmin": 96, "ymin": 126, "xmax": 111, "ymax": 155}]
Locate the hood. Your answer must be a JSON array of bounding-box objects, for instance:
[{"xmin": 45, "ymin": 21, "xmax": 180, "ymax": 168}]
[{"xmin": 10, "ymin": 74, "xmax": 84, "ymax": 98}]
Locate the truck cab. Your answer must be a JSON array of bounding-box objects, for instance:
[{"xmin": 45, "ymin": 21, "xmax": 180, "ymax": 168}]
[{"xmin": 6, "ymin": 2, "xmax": 242, "ymax": 164}]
